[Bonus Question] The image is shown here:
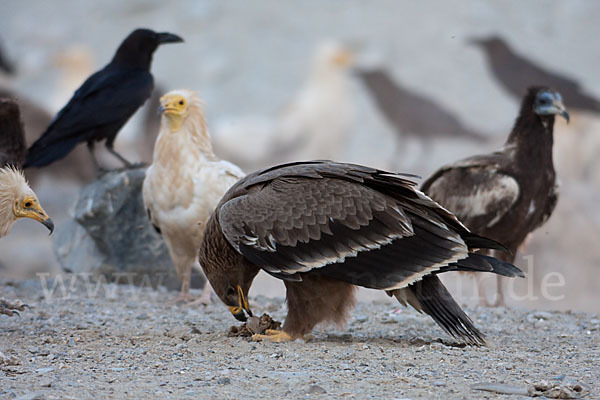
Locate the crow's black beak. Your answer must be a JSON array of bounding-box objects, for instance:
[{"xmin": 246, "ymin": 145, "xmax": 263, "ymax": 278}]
[{"xmin": 157, "ymin": 32, "xmax": 184, "ymax": 45}]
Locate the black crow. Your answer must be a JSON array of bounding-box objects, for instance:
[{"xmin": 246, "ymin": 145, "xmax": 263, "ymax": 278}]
[
  {"xmin": 24, "ymin": 28, "xmax": 183, "ymax": 170},
  {"xmin": 472, "ymin": 35, "xmax": 600, "ymax": 113},
  {"xmin": 421, "ymin": 87, "xmax": 569, "ymax": 306}
]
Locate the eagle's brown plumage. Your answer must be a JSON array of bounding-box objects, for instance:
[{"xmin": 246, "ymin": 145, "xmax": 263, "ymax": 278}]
[
  {"xmin": 421, "ymin": 87, "xmax": 569, "ymax": 305},
  {"xmin": 199, "ymin": 161, "xmax": 524, "ymax": 345},
  {"xmin": 0, "ymin": 98, "xmax": 26, "ymax": 167}
]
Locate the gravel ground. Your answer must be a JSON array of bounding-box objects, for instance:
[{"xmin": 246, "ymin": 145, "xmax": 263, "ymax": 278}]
[{"xmin": 0, "ymin": 277, "xmax": 598, "ymax": 399}]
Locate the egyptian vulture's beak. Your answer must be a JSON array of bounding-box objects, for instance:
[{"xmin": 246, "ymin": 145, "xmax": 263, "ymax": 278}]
[
  {"xmin": 156, "ymin": 32, "xmax": 184, "ymax": 45},
  {"xmin": 333, "ymin": 49, "xmax": 355, "ymax": 67},
  {"xmin": 228, "ymin": 285, "xmax": 253, "ymax": 322},
  {"xmin": 158, "ymin": 98, "xmax": 180, "ymax": 115},
  {"xmin": 13, "ymin": 198, "xmax": 54, "ymax": 234}
]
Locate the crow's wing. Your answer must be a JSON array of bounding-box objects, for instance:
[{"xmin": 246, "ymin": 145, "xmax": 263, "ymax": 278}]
[{"xmin": 26, "ymin": 66, "xmax": 152, "ymax": 156}]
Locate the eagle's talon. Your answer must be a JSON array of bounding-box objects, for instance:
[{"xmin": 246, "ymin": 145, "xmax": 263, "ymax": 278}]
[{"xmin": 252, "ymin": 329, "xmax": 294, "ymax": 343}]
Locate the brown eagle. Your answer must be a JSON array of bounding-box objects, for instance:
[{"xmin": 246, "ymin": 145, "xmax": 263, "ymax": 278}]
[
  {"xmin": 199, "ymin": 161, "xmax": 524, "ymax": 345},
  {"xmin": 421, "ymin": 87, "xmax": 569, "ymax": 305}
]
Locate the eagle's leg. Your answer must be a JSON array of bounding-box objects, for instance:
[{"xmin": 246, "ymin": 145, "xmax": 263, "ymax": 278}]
[
  {"xmin": 0, "ymin": 298, "xmax": 29, "ymax": 317},
  {"xmin": 261, "ymin": 274, "xmax": 357, "ymax": 342}
]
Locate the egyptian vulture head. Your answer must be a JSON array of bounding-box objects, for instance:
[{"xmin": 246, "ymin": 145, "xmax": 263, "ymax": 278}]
[{"xmin": 0, "ymin": 167, "xmax": 53, "ymax": 237}]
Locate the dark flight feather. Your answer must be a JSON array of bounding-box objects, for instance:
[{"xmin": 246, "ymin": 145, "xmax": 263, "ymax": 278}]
[{"xmin": 24, "ymin": 28, "xmax": 183, "ymax": 169}]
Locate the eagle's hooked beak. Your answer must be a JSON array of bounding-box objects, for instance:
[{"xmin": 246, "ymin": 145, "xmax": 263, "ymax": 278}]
[{"xmin": 228, "ymin": 285, "xmax": 253, "ymax": 322}]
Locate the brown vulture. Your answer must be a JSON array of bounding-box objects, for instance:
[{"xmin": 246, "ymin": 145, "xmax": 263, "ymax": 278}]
[
  {"xmin": 23, "ymin": 29, "xmax": 183, "ymax": 170},
  {"xmin": 472, "ymin": 35, "xmax": 600, "ymax": 113},
  {"xmin": 421, "ymin": 86, "xmax": 569, "ymax": 305},
  {"xmin": 199, "ymin": 161, "xmax": 524, "ymax": 345}
]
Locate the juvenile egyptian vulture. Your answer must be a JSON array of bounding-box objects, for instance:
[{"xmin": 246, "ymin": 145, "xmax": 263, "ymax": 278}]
[
  {"xmin": 421, "ymin": 87, "xmax": 569, "ymax": 306},
  {"xmin": 143, "ymin": 89, "xmax": 244, "ymax": 303},
  {"xmin": 199, "ymin": 161, "xmax": 524, "ymax": 345},
  {"xmin": 0, "ymin": 166, "xmax": 54, "ymax": 316}
]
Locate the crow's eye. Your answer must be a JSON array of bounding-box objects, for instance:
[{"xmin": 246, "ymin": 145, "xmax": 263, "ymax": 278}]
[{"xmin": 226, "ymin": 286, "xmax": 236, "ymax": 297}]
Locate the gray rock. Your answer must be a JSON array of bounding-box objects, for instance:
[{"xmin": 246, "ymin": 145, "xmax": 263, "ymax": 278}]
[{"xmin": 52, "ymin": 167, "xmax": 205, "ymax": 291}]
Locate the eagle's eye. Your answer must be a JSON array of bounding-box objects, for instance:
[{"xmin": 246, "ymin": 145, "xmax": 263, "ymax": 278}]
[
  {"xmin": 24, "ymin": 201, "xmax": 32, "ymax": 208},
  {"xmin": 226, "ymin": 286, "xmax": 236, "ymax": 297}
]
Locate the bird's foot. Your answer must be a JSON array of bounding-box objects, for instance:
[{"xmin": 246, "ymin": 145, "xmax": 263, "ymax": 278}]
[
  {"xmin": 252, "ymin": 329, "xmax": 295, "ymax": 343},
  {"xmin": 95, "ymin": 167, "xmax": 110, "ymax": 178},
  {"xmin": 188, "ymin": 290, "xmax": 212, "ymax": 306},
  {"xmin": 489, "ymin": 296, "xmax": 505, "ymax": 308},
  {"xmin": 122, "ymin": 162, "xmax": 147, "ymax": 170},
  {"xmin": 0, "ymin": 298, "xmax": 29, "ymax": 317},
  {"xmin": 170, "ymin": 292, "xmax": 197, "ymax": 305},
  {"xmin": 478, "ymin": 296, "xmax": 504, "ymax": 307}
]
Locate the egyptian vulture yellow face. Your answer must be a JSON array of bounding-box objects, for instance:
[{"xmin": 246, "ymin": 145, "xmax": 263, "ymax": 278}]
[
  {"xmin": 0, "ymin": 167, "xmax": 54, "ymax": 235},
  {"xmin": 13, "ymin": 194, "xmax": 53, "ymax": 232},
  {"xmin": 159, "ymin": 92, "xmax": 190, "ymax": 132}
]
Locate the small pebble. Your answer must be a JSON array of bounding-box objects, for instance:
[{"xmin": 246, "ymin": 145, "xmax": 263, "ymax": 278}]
[{"xmin": 307, "ymin": 385, "xmax": 327, "ymax": 394}]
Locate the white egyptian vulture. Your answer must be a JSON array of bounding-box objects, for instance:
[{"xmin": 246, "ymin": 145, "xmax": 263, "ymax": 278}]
[
  {"xmin": 143, "ymin": 89, "xmax": 244, "ymax": 303},
  {"xmin": 0, "ymin": 166, "xmax": 53, "ymax": 316}
]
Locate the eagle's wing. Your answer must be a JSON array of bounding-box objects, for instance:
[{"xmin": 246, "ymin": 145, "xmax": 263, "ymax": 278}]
[
  {"xmin": 218, "ymin": 171, "xmax": 476, "ymax": 290},
  {"xmin": 422, "ymin": 156, "xmax": 519, "ymax": 232}
]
